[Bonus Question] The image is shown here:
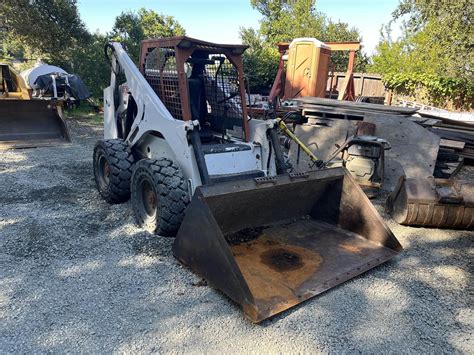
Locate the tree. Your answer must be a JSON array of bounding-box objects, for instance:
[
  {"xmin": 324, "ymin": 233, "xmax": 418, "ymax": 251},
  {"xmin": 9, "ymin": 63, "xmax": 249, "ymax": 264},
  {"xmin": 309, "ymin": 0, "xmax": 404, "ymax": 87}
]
[
  {"xmin": 110, "ymin": 8, "xmax": 185, "ymax": 62},
  {"xmin": 252, "ymin": 0, "xmax": 326, "ymax": 43},
  {"xmin": 241, "ymin": 0, "xmax": 367, "ymax": 94},
  {"xmin": 240, "ymin": 28, "xmax": 280, "ymax": 94},
  {"xmin": 2, "ymin": 4, "xmax": 187, "ymax": 100},
  {"xmin": 65, "ymin": 32, "xmax": 111, "ymax": 99},
  {"xmin": 371, "ymin": 0, "xmax": 473, "ymax": 108},
  {"xmin": 0, "ymin": 0, "xmax": 90, "ymax": 63},
  {"xmin": 396, "ymin": 0, "xmax": 472, "ymax": 80}
]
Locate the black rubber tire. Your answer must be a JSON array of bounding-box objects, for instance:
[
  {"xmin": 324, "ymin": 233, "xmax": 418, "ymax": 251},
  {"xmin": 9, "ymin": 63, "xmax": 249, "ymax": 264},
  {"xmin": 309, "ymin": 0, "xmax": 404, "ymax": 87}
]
[
  {"xmin": 93, "ymin": 139, "xmax": 134, "ymax": 203},
  {"xmin": 131, "ymin": 158, "xmax": 189, "ymax": 237}
]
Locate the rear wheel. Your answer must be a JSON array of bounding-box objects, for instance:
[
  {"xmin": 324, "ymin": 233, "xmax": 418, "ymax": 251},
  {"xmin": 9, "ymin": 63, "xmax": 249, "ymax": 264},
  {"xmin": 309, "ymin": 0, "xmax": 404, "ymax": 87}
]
[
  {"xmin": 93, "ymin": 139, "xmax": 134, "ymax": 203},
  {"xmin": 131, "ymin": 158, "xmax": 189, "ymax": 237}
]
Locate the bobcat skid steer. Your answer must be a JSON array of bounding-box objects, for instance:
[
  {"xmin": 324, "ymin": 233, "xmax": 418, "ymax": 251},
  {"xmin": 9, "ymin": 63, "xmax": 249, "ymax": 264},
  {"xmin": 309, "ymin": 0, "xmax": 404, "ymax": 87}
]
[{"xmin": 94, "ymin": 37, "xmax": 402, "ymax": 323}]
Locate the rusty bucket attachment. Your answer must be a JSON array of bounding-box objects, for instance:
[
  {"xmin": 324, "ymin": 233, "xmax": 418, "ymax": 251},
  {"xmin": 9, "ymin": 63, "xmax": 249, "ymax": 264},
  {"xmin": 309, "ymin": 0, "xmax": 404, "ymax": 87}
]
[
  {"xmin": 0, "ymin": 100, "xmax": 70, "ymax": 149},
  {"xmin": 386, "ymin": 176, "xmax": 474, "ymax": 229},
  {"xmin": 173, "ymin": 167, "xmax": 402, "ymax": 322}
]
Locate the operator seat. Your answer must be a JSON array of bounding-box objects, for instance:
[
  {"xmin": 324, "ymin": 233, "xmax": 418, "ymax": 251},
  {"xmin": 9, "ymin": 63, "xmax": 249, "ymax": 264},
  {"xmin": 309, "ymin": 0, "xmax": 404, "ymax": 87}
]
[{"xmin": 187, "ymin": 71, "xmax": 214, "ymax": 143}]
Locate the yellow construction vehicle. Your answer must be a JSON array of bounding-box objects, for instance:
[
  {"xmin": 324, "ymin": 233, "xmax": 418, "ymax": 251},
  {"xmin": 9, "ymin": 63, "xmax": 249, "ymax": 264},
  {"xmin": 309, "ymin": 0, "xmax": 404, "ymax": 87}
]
[{"xmin": 0, "ymin": 63, "xmax": 70, "ymax": 148}]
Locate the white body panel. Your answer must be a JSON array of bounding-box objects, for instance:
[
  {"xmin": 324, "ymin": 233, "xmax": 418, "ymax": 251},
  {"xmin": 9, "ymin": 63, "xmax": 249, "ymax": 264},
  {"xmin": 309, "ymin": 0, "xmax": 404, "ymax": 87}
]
[
  {"xmin": 103, "ymin": 43, "xmax": 203, "ymax": 187},
  {"xmin": 248, "ymin": 118, "xmax": 277, "ymax": 176},
  {"xmin": 205, "ymin": 147, "xmax": 262, "ymax": 176},
  {"xmin": 103, "ymin": 86, "xmax": 118, "ymax": 139}
]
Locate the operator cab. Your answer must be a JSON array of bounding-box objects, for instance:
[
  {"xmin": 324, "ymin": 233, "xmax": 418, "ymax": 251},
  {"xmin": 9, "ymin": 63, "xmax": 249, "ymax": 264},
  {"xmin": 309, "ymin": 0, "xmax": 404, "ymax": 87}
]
[
  {"xmin": 141, "ymin": 37, "xmax": 249, "ymax": 144},
  {"xmin": 140, "ymin": 37, "xmax": 262, "ymax": 183}
]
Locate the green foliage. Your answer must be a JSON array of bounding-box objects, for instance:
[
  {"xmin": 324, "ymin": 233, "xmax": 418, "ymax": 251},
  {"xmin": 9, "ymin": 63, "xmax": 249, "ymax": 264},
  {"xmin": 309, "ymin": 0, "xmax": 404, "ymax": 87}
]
[
  {"xmin": 58, "ymin": 33, "xmax": 111, "ymax": 99},
  {"xmin": 68, "ymin": 101, "xmax": 102, "ymax": 124},
  {"xmin": 1, "ymin": 0, "xmax": 90, "ymax": 63},
  {"xmin": 383, "ymin": 72, "xmax": 473, "ymax": 108},
  {"xmin": 240, "ymin": 29, "xmax": 280, "ymax": 94},
  {"xmin": 110, "ymin": 8, "xmax": 185, "ymax": 62},
  {"xmin": 241, "ymin": 0, "xmax": 366, "ymax": 94},
  {"xmin": 371, "ymin": 0, "xmax": 473, "ymax": 108},
  {"xmin": 2, "ymin": 5, "xmax": 186, "ymax": 101},
  {"xmin": 248, "ymin": 0, "xmax": 363, "ymax": 46}
]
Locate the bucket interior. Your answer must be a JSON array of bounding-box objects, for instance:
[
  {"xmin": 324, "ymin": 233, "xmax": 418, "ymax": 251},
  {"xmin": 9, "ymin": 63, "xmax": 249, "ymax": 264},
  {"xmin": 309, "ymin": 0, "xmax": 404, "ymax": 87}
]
[
  {"xmin": 174, "ymin": 168, "xmax": 402, "ymax": 322},
  {"xmin": 227, "ymin": 218, "xmax": 397, "ymax": 319}
]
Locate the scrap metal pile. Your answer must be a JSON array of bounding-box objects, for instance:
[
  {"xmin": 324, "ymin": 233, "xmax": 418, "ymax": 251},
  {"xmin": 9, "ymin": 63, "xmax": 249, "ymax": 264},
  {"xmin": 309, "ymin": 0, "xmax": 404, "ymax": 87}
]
[{"xmin": 251, "ymin": 38, "xmax": 473, "ymax": 230}]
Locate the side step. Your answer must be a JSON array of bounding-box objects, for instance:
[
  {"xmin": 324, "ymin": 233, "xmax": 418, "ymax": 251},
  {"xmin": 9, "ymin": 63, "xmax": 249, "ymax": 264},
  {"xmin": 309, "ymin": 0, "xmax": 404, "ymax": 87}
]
[{"xmin": 209, "ymin": 170, "xmax": 264, "ymax": 184}]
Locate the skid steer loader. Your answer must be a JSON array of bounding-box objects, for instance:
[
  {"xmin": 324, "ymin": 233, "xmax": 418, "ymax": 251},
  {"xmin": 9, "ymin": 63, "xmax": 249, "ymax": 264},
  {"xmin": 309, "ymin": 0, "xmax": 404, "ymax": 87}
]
[
  {"xmin": 94, "ymin": 37, "xmax": 402, "ymax": 322},
  {"xmin": 0, "ymin": 64, "xmax": 70, "ymax": 148}
]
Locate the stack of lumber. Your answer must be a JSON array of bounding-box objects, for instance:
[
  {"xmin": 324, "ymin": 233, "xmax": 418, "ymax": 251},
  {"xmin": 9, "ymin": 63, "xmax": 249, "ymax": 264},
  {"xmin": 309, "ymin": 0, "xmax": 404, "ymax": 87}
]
[{"xmin": 412, "ymin": 116, "xmax": 474, "ymax": 163}]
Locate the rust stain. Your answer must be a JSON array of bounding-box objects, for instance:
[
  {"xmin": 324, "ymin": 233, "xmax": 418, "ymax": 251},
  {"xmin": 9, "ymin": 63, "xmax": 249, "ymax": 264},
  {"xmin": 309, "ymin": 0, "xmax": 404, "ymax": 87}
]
[
  {"xmin": 339, "ymin": 243, "xmax": 364, "ymax": 254},
  {"xmin": 231, "ymin": 235, "xmax": 323, "ymax": 304},
  {"xmin": 225, "ymin": 217, "xmax": 395, "ymax": 321},
  {"xmin": 260, "ymin": 248, "xmax": 304, "ymax": 272}
]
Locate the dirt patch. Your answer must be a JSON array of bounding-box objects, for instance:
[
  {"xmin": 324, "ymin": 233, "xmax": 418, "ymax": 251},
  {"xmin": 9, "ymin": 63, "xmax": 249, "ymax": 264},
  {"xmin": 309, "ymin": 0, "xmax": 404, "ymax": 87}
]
[{"xmin": 225, "ymin": 226, "xmax": 268, "ymax": 245}]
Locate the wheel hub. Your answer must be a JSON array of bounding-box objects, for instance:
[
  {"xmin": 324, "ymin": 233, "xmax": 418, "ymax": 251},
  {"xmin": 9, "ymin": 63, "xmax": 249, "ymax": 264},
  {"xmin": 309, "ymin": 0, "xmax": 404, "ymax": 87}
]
[
  {"xmin": 104, "ymin": 162, "xmax": 110, "ymax": 179},
  {"xmin": 141, "ymin": 179, "xmax": 157, "ymax": 216},
  {"xmin": 147, "ymin": 190, "xmax": 156, "ymax": 209},
  {"xmin": 98, "ymin": 155, "xmax": 110, "ymax": 188}
]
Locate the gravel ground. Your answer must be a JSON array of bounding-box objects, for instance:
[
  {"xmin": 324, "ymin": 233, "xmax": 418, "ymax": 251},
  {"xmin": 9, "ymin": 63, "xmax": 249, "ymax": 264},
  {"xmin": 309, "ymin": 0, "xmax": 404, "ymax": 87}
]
[{"xmin": 1, "ymin": 117, "xmax": 473, "ymax": 353}]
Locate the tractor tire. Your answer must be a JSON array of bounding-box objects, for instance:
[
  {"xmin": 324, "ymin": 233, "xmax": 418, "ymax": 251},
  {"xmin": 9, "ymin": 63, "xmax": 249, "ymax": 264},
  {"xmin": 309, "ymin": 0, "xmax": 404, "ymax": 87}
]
[
  {"xmin": 131, "ymin": 158, "xmax": 189, "ymax": 237},
  {"xmin": 93, "ymin": 139, "xmax": 134, "ymax": 203}
]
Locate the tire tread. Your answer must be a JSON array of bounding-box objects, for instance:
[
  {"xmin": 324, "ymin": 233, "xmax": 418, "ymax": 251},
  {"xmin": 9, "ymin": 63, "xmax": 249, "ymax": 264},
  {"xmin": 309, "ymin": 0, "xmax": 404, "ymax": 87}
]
[
  {"xmin": 93, "ymin": 139, "xmax": 134, "ymax": 203},
  {"xmin": 132, "ymin": 158, "xmax": 189, "ymax": 236}
]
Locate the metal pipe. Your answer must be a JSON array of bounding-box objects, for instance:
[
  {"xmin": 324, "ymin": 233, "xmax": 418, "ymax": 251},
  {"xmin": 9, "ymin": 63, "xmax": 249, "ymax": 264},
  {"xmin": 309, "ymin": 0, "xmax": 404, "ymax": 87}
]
[
  {"xmin": 51, "ymin": 75, "xmax": 58, "ymax": 99},
  {"xmin": 267, "ymin": 127, "xmax": 287, "ymax": 175},
  {"xmin": 190, "ymin": 129, "xmax": 210, "ymax": 185},
  {"xmin": 276, "ymin": 118, "xmax": 323, "ymax": 168}
]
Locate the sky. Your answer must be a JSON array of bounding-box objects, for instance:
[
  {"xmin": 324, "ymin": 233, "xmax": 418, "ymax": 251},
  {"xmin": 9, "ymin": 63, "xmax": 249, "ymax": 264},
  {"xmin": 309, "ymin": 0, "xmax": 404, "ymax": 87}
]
[{"xmin": 77, "ymin": 0, "xmax": 401, "ymax": 55}]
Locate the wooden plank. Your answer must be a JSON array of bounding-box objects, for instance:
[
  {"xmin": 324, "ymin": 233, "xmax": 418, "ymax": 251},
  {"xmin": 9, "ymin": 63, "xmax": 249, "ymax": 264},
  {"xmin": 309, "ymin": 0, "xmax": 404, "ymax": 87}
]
[
  {"xmin": 302, "ymin": 105, "xmax": 365, "ymax": 119},
  {"xmin": 356, "ymin": 121, "xmax": 376, "ymax": 136},
  {"xmin": 440, "ymin": 139, "xmax": 465, "ymax": 150},
  {"xmin": 325, "ymin": 42, "xmax": 361, "ymax": 51},
  {"xmin": 294, "ymin": 97, "xmax": 419, "ymax": 115},
  {"xmin": 327, "ymin": 72, "xmax": 385, "ymax": 97},
  {"xmin": 301, "ymin": 103, "xmax": 404, "ymax": 118},
  {"xmin": 420, "ymin": 118, "xmax": 442, "ymax": 126},
  {"xmin": 429, "ymin": 127, "xmax": 474, "ymax": 145}
]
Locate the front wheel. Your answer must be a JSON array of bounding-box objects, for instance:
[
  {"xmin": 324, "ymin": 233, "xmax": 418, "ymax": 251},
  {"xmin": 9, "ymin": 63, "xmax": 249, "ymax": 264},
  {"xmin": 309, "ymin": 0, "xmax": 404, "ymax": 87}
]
[{"xmin": 131, "ymin": 158, "xmax": 189, "ymax": 237}]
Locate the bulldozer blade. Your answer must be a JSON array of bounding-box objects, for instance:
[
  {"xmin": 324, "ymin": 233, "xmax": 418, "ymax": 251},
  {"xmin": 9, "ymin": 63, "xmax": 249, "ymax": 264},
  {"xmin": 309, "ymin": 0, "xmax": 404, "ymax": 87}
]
[
  {"xmin": 386, "ymin": 176, "xmax": 474, "ymax": 229},
  {"xmin": 173, "ymin": 167, "xmax": 402, "ymax": 323},
  {"xmin": 0, "ymin": 100, "xmax": 70, "ymax": 149}
]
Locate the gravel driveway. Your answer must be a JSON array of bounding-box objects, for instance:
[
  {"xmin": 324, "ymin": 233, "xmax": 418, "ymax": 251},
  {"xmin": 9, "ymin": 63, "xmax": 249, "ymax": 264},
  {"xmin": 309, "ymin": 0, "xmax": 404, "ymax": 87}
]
[{"xmin": 1, "ymin": 117, "xmax": 473, "ymax": 353}]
